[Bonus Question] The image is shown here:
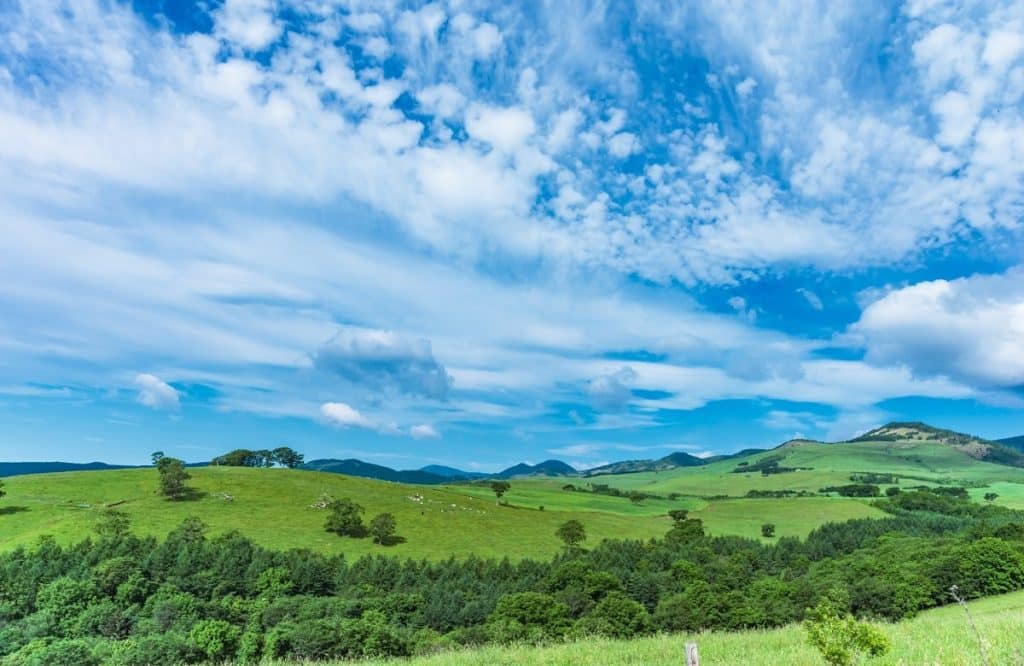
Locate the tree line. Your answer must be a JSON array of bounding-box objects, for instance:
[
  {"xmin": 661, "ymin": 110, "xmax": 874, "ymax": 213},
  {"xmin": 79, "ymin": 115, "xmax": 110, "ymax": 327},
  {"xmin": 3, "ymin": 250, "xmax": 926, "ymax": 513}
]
[{"xmin": 1, "ymin": 487, "xmax": 1023, "ymax": 664}]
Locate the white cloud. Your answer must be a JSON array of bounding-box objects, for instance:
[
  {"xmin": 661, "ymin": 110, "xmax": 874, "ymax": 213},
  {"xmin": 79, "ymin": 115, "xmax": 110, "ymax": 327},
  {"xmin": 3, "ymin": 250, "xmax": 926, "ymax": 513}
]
[
  {"xmin": 607, "ymin": 132, "xmax": 639, "ymax": 158},
  {"xmin": 735, "ymin": 77, "xmax": 757, "ymax": 97},
  {"xmin": 134, "ymin": 373, "xmax": 180, "ymax": 410},
  {"xmin": 320, "ymin": 402, "xmax": 371, "ymax": 429},
  {"xmin": 214, "ymin": 0, "xmax": 281, "ymax": 51},
  {"xmin": 465, "ymin": 104, "xmax": 536, "ymax": 152},
  {"xmin": 852, "ymin": 267, "xmax": 1024, "ymax": 390},
  {"xmin": 410, "ymin": 424, "xmax": 440, "ymax": 439}
]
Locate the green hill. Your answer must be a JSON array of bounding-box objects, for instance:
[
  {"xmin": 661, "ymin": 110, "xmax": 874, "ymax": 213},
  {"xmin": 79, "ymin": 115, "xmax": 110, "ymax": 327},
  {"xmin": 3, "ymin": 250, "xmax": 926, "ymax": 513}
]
[
  {"xmin": 0, "ymin": 465, "xmax": 884, "ymax": 558},
  {"xmin": 0, "ymin": 467, "xmax": 671, "ymax": 560},
  {"xmin": 355, "ymin": 589, "xmax": 1024, "ymax": 665},
  {"xmin": 588, "ymin": 426, "xmax": 1024, "ymax": 499}
]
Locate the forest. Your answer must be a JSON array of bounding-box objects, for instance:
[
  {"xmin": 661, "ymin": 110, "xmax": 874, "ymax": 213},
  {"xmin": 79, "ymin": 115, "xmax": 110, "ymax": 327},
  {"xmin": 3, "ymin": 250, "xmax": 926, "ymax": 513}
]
[{"xmin": 1, "ymin": 488, "xmax": 1023, "ymax": 665}]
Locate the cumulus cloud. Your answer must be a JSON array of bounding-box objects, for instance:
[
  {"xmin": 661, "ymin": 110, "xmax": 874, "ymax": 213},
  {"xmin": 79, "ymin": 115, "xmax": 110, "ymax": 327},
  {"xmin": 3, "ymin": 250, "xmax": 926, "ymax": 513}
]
[
  {"xmin": 465, "ymin": 104, "xmax": 536, "ymax": 152},
  {"xmin": 410, "ymin": 424, "xmax": 440, "ymax": 439},
  {"xmin": 852, "ymin": 267, "xmax": 1024, "ymax": 390},
  {"xmin": 314, "ymin": 328, "xmax": 452, "ymax": 400},
  {"xmin": 320, "ymin": 402, "xmax": 371, "ymax": 428},
  {"xmin": 587, "ymin": 367, "xmax": 637, "ymax": 410},
  {"xmin": 134, "ymin": 373, "xmax": 180, "ymax": 410}
]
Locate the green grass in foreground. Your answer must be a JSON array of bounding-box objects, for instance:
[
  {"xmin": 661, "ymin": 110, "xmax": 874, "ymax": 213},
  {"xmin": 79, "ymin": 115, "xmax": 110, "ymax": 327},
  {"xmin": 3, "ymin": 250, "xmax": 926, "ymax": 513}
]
[{"xmin": 348, "ymin": 590, "xmax": 1024, "ymax": 665}]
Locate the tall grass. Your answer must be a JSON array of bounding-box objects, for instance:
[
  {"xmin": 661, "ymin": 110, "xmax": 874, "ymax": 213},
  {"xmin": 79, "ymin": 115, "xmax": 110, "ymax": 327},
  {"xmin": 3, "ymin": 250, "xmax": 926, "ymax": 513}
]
[{"xmin": 339, "ymin": 590, "xmax": 1024, "ymax": 666}]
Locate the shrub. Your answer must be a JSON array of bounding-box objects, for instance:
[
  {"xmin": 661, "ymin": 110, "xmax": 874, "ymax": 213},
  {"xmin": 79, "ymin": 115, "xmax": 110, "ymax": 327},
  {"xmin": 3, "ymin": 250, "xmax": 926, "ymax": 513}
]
[
  {"xmin": 188, "ymin": 619, "xmax": 241, "ymax": 662},
  {"xmin": 804, "ymin": 599, "xmax": 890, "ymax": 666}
]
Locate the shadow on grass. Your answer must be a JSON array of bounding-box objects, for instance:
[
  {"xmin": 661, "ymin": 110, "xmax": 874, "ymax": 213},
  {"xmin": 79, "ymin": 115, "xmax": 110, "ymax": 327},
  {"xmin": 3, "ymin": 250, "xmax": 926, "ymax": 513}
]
[
  {"xmin": 0, "ymin": 506, "xmax": 29, "ymax": 515},
  {"xmin": 376, "ymin": 535, "xmax": 407, "ymax": 547},
  {"xmin": 167, "ymin": 488, "xmax": 208, "ymax": 502}
]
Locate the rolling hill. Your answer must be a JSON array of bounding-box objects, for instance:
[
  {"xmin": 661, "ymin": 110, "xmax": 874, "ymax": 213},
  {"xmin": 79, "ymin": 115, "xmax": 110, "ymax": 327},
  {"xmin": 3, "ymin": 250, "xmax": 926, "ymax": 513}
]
[
  {"xmin": 584, "ymin": 450, "xmax": 709, "ymax": 476},
  {"xmin": 300, "ymin": 458, "xmax": 453, "ymax": 484},
  {"xmin": 494, "ymin": 459, "xmax": 577, "ymax": 478},
  {"xmin": 0, "ymin": 461, "xmax": 135, "ymax": 477}
]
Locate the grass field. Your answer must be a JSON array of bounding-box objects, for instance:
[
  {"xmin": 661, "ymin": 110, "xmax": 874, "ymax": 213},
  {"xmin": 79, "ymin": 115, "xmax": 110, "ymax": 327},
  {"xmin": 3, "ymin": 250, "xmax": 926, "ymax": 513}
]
[
  {"xmin": 0, "ymin": 466, "xmax": 883, "ymax": 558},
  {"xmin": 0, "ymin": 467, "xmax": 675, "ymax": 560},
  {"xmin": 349, "ymin": 590, "xmax": 1024, "ymax": 665}
]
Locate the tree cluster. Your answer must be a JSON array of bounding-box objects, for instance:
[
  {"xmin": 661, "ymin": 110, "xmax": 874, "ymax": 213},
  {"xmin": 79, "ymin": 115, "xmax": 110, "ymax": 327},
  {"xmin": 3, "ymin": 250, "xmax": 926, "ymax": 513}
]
[{"xmin": 210, "ymin": 447, "xmax": 304, "ymax": 469}]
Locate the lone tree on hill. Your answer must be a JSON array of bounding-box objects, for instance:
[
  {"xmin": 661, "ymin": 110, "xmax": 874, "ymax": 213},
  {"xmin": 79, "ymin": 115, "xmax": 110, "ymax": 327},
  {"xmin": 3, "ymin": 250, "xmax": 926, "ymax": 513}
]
[
  {"xmin": 668, "ymin": 509, "xmax": 689, "ymax": 524},
  {"xmin": 150, "ymin": 451, "xmax": 164, "ymax": 466},
  {"xmin": 490, "ymin": 480, "xmax": 511, "ymax": 504},
  {"xmin": 628, "ymin": 491, "xmax": 645, "ymax": 505},
  {"xmin": 325, "ymin": 498, "xmax": 366, "ymax": 537},
  {"xmin": 556, "ymin": 519, "xmax": 587, "ymax": 550},
  {"xmin": 369, "ymin": 513, "xmax": 398, "ymax": 545},
  {"xmin": 157, "ymin": 457, "xmax": 191, "ymax": 501},
  {"xmin": 984, "ymin": 492, "xmax": 999, "ymax": 503},
  {"xmin": 762, "ymin": 523, "xmax": 776, "ymax": 538},
  {"xmin": 272, "ymin": 446, "xmax": 304, "ymax": 469}
]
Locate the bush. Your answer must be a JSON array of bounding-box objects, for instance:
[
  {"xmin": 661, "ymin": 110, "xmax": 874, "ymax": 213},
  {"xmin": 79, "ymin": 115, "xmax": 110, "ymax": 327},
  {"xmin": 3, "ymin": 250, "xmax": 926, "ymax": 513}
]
[
  {"xmin": 804, "ymin": 599, "xmax": 890, "ymax": 666},
  {"xmin": 486, "ymin": 592, "xmax": 571, "ymax": 642},
  {"xmin": 188, "ymin": 619, "xmax": 241, "ymax": 662},
  {"xmin": 574, "ymin": 592, "xmax": 649, "ymax": 638}
]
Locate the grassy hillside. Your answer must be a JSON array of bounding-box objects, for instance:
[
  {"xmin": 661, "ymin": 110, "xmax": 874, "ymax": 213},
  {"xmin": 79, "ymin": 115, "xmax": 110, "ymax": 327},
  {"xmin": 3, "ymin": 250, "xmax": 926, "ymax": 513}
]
[
  {"xmin": 0, "ymin": 466, "xmax": 883, "ymax": 558},
  {"xmin": 593, "ymin": 436, "xmax": 1024, "ymax": 498},
  {"xmin": 352, "ymin": 590, "xmax": 1024, "ymax": 665},
  {"xmin": 0, "ymin": 467, "xmax": 672, "ymax": 560}
]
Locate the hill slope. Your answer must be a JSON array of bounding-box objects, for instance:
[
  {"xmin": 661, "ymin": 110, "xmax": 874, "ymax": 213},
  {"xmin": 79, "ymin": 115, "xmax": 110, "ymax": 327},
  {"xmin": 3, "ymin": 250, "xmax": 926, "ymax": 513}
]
[
  {"xmin": 998, "ymin": 435, "xmax": 1024, "ymax": 452},
  {"xmin": 851, "ymin": 422, "xmax": 1024, "ymax": 467},
  {"xmin": 494, "ymin": 459, "xmax": 576, "ymax": 478},
  {"xmin": 358, "ymin": 590, "xmax": 1024, "ymax": 665},
  {"xmin": 584, "ymin": 450, "xmax": 708, "ymax": 476},
  {"xmin": 301, "ymin": 459, "xmax": 452, "ymax": 484},
  {"xmin": 0, "ymin": 467, "xmax": 673, "ymax": 560}
]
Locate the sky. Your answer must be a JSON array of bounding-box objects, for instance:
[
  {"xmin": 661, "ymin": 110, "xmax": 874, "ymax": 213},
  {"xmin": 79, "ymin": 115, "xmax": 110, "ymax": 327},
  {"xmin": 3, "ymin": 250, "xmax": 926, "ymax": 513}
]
[{"xmin": 0, "ymin": 0, "xmax": 1022, "ymax": 471}]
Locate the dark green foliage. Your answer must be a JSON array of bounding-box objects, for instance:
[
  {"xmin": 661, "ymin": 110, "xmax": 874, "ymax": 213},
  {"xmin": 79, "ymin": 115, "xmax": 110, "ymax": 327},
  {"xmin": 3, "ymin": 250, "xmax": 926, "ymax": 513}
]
[
  {"xmin": 368, "ymin": 513, "xmax": 398, "ymax": 545},
  {"xmin": 732, "ymin": 454, "xmax": 807, "ymax": 475},
  {"xmin": 156, "ymin": 457, "xmax": 191, "ymax": 500},
  {"xmin": 324, "ymin": 498, "xmax": 366, "ymax": 537},
  {"xmin": 555, "ymin": 520, "xmax": 586, "ymax": 549},
  {"xmin": 271, "ymin": 447, "xmax": 304, "ymax": 468},
  {"xmin": 761, "ymin": 523, "xmax": 776, "ymax": 537},
  {"xmin": 574, "ymin": 591, "xmax": 649, "ymax": 637},
  {"xmin": 487, "ymin": 592, "xmax": 571, "ymax": 642},
  {"xmin": 820, "ymin": 484, "xmax": 881, "ymax": 497},
  {"xmin": 984, "ymin": 492, "xmax": 999, "ymax": 502},
  {"xmin": 490, "ymin": 481, "xmax": 511, "ymax": 501},
  {"xmin": 850, "ymin": 473, "xmax": 898, "ymax": 484}
]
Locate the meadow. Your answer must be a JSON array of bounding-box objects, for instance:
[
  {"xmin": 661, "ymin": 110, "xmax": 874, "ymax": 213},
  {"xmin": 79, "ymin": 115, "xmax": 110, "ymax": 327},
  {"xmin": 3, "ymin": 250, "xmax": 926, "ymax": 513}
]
[
  {"xmin": 0, "ymin": 466, "xmax": 882, "ymax": 557},
  {"xmin": 354, "ymin": 590, "xmax": 1024, "ymax": 665}
]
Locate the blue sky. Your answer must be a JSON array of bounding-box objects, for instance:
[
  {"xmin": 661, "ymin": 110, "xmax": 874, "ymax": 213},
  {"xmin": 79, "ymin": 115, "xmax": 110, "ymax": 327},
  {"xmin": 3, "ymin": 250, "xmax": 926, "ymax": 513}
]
[{"xmin": 1, "ymin": 0, "xmax": 1022, "ymax": 471}]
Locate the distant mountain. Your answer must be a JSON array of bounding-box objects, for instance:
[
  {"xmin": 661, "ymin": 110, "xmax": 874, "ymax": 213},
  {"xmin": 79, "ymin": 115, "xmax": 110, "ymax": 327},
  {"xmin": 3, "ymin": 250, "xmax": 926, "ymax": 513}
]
[
  {"xmin": 419, "ymin": 464, "xmax": 489, "ymax": 479},
  {"xmin": 0, "ymin": 461, "xmax": 135, "ymax": 477},
  {"xmin": 849, "ymin": 422, "xmax": 1024, "ymax": 468},
  {"xmin": 584, "ymin": 450, "xmax": 710, "ymax": 477},
  {"xmin": 494, "ymin": 459, "xmax": 577, "ymax": 478},
  {"xmin": 997, "ymin": 435, "xmax": 1024, "ymax": 452},
  {"xmin": 301, "ymin": 459, "xmax": 452, "ymax": 485}
]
